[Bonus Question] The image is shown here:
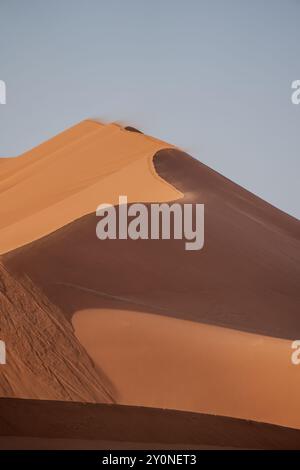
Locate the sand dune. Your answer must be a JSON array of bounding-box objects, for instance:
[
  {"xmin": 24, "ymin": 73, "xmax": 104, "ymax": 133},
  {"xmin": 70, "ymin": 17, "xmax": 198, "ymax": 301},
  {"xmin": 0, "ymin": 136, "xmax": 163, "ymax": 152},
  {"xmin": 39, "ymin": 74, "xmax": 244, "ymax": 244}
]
[{"xmin": 0, "ymin": 121, "xmax": 299, "ymax": 447}]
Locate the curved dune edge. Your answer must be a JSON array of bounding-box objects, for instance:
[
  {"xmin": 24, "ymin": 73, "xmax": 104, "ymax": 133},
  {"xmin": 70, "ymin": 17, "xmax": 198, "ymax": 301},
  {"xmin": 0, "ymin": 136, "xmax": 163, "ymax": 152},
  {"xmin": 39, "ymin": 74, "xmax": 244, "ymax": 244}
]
[
  {"xmin": 72, "ymin": 306, "xmax": 300, "ymax": 430},
  {"xmin": 0, "ymin": 120, "xmax": 182, "ymax": 254}
]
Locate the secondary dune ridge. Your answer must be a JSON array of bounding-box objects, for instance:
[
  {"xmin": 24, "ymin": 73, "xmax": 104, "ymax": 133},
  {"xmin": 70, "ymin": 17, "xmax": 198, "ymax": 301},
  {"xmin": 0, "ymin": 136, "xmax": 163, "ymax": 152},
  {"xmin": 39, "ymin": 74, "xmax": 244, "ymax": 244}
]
[
  {"xmin": 0, "ymin": 120, "xmax": 299, "ymax": 447},
  {"xmin": 1, "ymin": 398, "xmax": 300, "ymax": 450}
]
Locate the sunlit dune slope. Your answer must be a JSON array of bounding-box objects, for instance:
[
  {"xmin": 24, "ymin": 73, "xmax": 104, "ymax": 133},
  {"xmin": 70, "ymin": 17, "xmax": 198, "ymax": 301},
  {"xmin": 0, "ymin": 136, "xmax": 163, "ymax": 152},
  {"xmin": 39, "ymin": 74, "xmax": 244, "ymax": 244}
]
[
  {"xmin": 0, "ymin": 121, "xmax": 181, "ymax": 253},
  {"xmin": 73, "ymin": 306, "xmax": 300, "ymax": 429}
]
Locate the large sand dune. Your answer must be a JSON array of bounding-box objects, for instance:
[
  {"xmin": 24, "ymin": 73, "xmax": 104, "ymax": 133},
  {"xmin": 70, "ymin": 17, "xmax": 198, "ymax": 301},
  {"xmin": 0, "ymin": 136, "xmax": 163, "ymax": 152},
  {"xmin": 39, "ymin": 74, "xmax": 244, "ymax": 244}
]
[{"xmin": 0, "ymin": 121, "xmax": 299, "ymax": 447}]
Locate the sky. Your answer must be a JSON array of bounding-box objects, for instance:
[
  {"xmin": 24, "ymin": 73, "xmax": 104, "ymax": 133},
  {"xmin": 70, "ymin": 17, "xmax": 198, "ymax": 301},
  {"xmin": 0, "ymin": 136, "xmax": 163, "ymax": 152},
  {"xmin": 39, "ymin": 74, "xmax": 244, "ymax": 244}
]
[{"xmin": 0, "ymin": 0, "xmax": 299, "ymax": 218}]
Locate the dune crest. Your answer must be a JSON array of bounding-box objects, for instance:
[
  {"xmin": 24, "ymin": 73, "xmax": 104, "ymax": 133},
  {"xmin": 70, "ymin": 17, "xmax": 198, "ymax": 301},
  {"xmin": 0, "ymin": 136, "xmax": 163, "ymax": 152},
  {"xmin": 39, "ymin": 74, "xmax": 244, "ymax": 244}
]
[{"xmin": 0, "ymin": 120, "xmax": 181, "ymax": 254}]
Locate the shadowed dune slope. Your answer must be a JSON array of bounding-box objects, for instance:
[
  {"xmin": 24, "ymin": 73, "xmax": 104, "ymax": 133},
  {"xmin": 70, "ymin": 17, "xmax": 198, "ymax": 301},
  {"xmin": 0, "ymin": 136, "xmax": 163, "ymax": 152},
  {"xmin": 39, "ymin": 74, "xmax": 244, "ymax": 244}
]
[
  {"xmin": 0, "ymin": 262, "xmax": 114, "ymax": 403},
  {"xmin": 1, "ymin": 398, "xmax": 300, "ymax": 450}
]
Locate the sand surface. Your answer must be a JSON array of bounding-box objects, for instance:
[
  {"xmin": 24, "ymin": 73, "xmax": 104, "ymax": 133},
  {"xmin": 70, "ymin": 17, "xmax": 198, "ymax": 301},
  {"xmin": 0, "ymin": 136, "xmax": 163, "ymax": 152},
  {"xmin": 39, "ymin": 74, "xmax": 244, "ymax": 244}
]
[
  {"xmin": 1, "ymin": 121, "xmax": 299, "ymax": 447},
  {"xmin": 0, "ymin": 121, "xmax": 180, "ymax": 253},
  {"xmin": 0, "ymin": 262, "xmax": 113, "ymax": 403},
  {"xmin": 1, "ymin": 398, "xmax": 300, "ymax": 450},
  {"xmin": 73, "ymin": 306, "xmax": 300, "ymax": 429}
]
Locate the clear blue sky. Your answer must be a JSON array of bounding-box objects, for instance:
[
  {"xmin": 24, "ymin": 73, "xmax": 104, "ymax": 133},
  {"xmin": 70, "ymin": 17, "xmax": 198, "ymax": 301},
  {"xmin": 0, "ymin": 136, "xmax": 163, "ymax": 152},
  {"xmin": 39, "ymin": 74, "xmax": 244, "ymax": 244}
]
[{"xmin": 0, "ymin": 0, "xmax": 299, "ymax": 218}]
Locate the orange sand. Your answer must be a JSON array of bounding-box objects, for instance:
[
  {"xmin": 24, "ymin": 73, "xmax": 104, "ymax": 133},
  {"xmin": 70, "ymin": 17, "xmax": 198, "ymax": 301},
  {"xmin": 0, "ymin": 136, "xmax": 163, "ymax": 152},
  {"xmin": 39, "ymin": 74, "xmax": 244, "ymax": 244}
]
[
  {"xmin": 73, "ymin": 307, "xmax": 300, "ymax": 429},
  {"xmin": 0, "ymin": 121, "xmax": 181, "ymax": 253}
]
